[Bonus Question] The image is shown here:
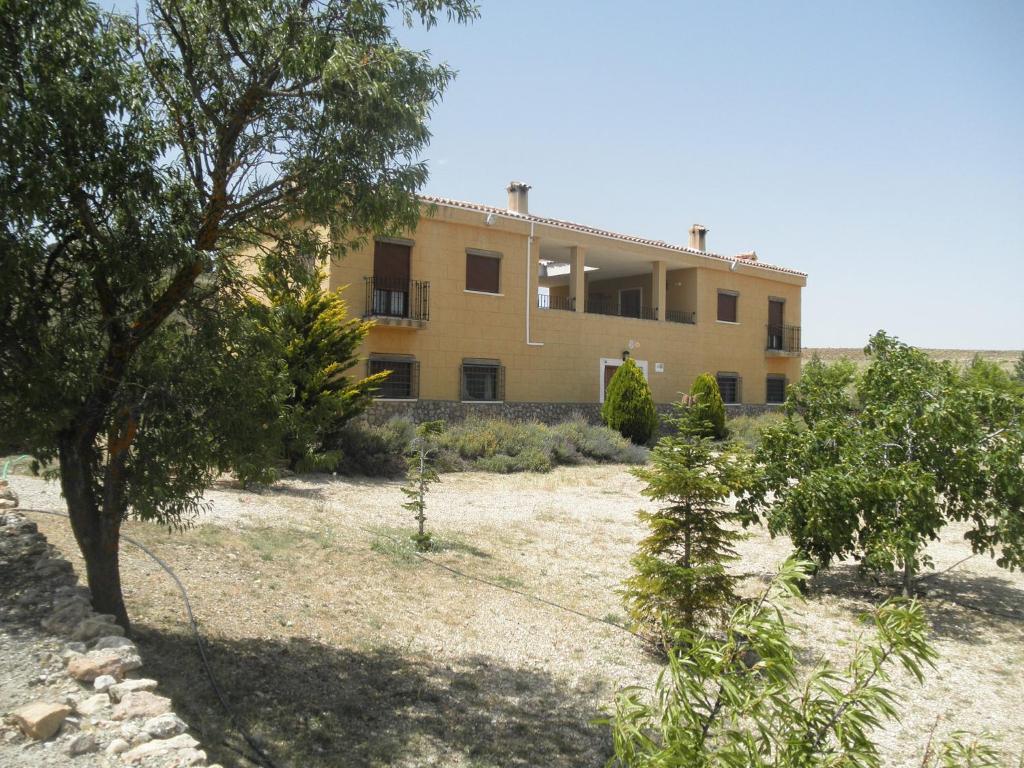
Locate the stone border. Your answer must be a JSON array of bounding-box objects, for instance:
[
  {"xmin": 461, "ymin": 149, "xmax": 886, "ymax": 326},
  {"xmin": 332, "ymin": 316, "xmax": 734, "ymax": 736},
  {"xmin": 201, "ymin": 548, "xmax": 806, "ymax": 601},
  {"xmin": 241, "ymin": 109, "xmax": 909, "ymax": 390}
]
[{"xmin": 0, "ymin": 502, "xmax": 221, "ymax": 768}]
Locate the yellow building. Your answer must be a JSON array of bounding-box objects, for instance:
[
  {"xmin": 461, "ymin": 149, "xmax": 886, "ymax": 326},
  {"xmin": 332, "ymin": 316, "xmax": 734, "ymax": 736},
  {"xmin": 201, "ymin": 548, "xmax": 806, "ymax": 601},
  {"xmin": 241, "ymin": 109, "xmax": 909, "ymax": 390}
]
[{"xmin": 330, "ymin": 183, "xmax": 806, "ymax": 420}]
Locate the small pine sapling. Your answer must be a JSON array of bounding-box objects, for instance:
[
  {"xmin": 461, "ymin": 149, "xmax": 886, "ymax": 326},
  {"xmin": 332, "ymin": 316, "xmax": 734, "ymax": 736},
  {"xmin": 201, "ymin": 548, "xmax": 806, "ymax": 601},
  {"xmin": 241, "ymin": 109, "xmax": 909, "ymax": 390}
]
[
  {"xmin": 622, "ymin": 406, "xmax": 750, "ymax": 645},
  {"xmin": 402, "ymin": 421, "xmax": 444, "ymax": 551}
]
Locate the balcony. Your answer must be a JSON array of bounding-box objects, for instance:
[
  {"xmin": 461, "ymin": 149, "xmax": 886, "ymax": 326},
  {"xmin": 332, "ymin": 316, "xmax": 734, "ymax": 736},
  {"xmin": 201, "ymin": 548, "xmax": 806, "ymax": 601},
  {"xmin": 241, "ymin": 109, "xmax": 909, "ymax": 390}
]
[
  {"xmin": 364, "ymin": 276, "xmax": 429, "ymax": 329},
  {"xmin": 766, "ymin": 324, "xmax": 801, "ymax": 355},
  {"xmin": 666, "ymin": 309, "xmax": 696, "ymax": 325},
  {"xmin": 585, "ymin": 295, "xmax": 658, "ymax": 321},
  {"xmin": 537, "ymin": 294, "xmax": 576, "ymax": 312}
]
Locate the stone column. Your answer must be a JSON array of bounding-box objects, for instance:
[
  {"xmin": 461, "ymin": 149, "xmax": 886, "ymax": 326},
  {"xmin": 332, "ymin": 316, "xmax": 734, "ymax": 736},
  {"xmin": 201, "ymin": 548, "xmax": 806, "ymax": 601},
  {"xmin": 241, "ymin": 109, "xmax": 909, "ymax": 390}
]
[
  {"xmin": 569, "ymin": 245, "xmax": 586, "ymax": 313},
  {"xmin": 652, "ymin": 260, "xmax": 668, "ymax": 321}
]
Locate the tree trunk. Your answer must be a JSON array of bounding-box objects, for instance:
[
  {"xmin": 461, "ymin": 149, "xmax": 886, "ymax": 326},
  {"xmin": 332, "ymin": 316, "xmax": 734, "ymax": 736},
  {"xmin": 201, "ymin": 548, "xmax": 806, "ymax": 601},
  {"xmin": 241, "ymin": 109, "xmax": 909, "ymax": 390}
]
[
  {"xmin": 902, "ymin": 552, "xmax": 915, "ymax": 598},
  {"xmin": 58, "ymin": 432, "xmax": 131, "ymax": 632}
]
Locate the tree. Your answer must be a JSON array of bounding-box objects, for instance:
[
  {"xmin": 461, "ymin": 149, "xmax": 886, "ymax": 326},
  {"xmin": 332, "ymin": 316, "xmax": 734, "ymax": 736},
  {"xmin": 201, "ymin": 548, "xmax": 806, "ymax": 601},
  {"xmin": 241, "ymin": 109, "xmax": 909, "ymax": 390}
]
[
  {"xmin": 1013, "ymin": 351, "xmax": 1024, "ymax": 385},
  {"xmin": 0, "ymin": 0, "xmax": 476, "ymax": 629},
  {"xmin": 604, "ymin": 558, "xmax": 1014, "ymax": 768},
  {"xmin": 253, "ymin": 268, "xmax": 387, "ymax": 472},
  {"xmin": 602, "ymin": 359, "xmax": 658, "ymax": 445},
  {"xmin": 686, "ymin": 373, "xmax": 726, "ymax": 439},
  {"xmin": 401, "ymin": 420, "xmax": 444, "ymax": 551},
  {"xmin": 740, "ymin": 332, "xmax": 1024, "ymax": 595},
  {"xmin": 622, "ymin": 407, "xmax": 749, "ymax": 644}
]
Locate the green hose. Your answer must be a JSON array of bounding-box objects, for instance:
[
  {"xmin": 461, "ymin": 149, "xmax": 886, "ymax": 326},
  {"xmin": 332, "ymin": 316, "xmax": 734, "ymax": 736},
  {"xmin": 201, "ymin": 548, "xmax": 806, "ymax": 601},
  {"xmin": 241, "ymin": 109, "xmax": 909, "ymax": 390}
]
[{"xmin": 1, "ymin": 455, "xmax": 30, "ymax": 481}]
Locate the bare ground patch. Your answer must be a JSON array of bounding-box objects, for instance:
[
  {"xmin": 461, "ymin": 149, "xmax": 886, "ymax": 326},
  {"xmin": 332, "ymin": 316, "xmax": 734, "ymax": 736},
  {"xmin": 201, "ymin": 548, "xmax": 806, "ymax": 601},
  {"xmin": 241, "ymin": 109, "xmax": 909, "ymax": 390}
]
[{"xmin": 11, "ymin": 465, "xmax": 1024, "ymax": 767}]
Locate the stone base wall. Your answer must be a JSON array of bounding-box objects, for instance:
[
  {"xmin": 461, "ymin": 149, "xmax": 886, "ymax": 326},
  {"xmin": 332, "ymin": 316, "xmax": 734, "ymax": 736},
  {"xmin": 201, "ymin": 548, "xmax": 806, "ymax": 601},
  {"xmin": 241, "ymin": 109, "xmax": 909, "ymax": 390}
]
[{"xmin": 362, "ymin": 399, "xmax": 781, "ymax": 427}]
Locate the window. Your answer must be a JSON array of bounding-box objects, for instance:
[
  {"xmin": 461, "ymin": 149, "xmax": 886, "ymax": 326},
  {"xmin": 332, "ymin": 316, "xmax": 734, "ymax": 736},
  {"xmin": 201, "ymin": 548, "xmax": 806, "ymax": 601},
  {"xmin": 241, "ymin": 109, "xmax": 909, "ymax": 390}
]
[
  {"xmin": 466, "ymin": 250, "xmax": 501, "ymax": 294},
  {"xmin": 368, "ymin": 355, "xmax": 419, "ymax": 399},
  {"xmin": 766, "ymin": 375, "xmax": 786, "ymax": 404},
  {"xmin": 716, "ymin": 372, "xmax": 741, "ymax": 404},
  {"xmin": 461, "ymin": 358, "xmax": 505, "ymax": 401},
  {"xmin": 717, "ymin": 290, "xmax": 738, "ymax": 323}
]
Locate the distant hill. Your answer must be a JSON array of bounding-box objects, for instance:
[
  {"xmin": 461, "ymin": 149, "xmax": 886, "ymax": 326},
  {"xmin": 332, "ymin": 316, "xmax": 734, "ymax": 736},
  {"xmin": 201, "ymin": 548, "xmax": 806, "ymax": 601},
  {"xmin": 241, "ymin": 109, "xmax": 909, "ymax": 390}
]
[{"xmin": 803, "ymin": 348, "xmax": 1022, "ymax": 371}]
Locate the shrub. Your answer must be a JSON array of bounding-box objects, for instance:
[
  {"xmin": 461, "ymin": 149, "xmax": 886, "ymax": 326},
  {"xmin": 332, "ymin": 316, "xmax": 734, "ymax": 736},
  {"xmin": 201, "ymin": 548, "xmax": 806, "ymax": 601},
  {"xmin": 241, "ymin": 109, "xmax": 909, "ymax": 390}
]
[
  {"xmin": 331, "ymin": 419, "xmax": 414, "ymax": 478},
  {"xmin": 602, "ymin": 359, "xmax": 659, "ymax": 445},
  {"xmin": 726, "ymin": 411, "xmax": 787, "ymax": 450},
  {"xmin": 604, "ymin": 558, "xmax": 1014, "ymax": 767},
  {"xmin": 686, "ymin": 373, "xmax": 726, "ymax": 439}
]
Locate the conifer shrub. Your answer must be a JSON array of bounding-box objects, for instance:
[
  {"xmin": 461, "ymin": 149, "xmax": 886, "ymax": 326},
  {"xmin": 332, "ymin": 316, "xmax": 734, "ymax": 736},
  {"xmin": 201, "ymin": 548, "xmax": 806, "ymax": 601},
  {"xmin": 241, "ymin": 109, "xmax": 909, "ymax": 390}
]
[
  {"xmin": 687, "ymin": 372, "xmax": 727, "ymax": 439},
  {"xmin": 601, "ymin": 359, "xmax": 659, "ymax": 445}
]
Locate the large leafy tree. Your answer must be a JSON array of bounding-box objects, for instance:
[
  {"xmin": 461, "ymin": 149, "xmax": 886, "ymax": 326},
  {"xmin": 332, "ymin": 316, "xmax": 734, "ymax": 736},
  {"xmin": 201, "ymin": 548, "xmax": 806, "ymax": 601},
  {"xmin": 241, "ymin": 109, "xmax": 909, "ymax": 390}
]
[
  {"xmin": 0, "ymin": 0, "xmax": 476, "ymax": 628},
  {"xmin": 740, "ymin": 332, "xmax": 1024, "ymax": 594}
]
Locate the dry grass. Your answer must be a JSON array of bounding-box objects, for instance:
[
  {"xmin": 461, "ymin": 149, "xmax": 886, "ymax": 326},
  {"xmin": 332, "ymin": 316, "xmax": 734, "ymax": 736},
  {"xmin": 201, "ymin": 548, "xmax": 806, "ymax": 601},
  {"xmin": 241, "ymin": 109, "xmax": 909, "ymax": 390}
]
[{"xmin": 12, "ymin": 466, "xmax": 1024, "ymax": 767}]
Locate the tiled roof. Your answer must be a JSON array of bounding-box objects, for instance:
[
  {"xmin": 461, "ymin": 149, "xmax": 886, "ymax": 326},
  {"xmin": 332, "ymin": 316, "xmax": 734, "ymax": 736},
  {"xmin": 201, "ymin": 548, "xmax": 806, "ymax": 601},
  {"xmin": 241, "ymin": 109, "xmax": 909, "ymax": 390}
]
[{"xmin": 419, "ymin": 195, "xmax": 808, "ymax": 278}]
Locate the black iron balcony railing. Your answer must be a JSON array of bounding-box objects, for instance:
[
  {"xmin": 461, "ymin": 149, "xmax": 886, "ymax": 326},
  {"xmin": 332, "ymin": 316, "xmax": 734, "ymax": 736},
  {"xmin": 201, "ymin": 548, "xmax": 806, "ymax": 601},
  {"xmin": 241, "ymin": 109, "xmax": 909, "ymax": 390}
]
[
  {"xmin": 585, "ymin": 295, "xmax": 657, "ymax": 321},
  {"xmin": 766, "ymin": 324, "xmax": 801, "ymax": 354},
  {"xmin": 537, "ymin": 294, "xmax": 576, "ymax": 311},
  {"xmin": 666, "ymin": 309, "xmax": 697, "ymax": 325},
  {"xmin": 364, "ymin": 276, "xmax": 430, "ymax": 322}
]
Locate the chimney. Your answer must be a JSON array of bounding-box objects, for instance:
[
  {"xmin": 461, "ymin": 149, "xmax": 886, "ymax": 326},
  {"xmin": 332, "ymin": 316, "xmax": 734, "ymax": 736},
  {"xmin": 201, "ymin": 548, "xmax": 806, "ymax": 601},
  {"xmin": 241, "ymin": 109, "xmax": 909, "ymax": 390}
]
[
  {"xmin": 507, "ymin": 181, "xmax": 531, "ymax": 214},
  {"xmin": 688, "ymin": 224, "xmax": 708, "ymax": 251}
]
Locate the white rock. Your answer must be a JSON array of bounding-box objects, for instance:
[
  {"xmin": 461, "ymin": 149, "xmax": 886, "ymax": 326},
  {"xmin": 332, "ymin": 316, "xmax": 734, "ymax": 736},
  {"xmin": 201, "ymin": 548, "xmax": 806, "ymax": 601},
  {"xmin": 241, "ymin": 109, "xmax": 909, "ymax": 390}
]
[
  {"xmin": 174, "ymin": 747, "xmax": 208, "ymax": 766},
  {"xmin": 108, "ymin": 678, "xmax": 158, "ymax": 703},
  {"xmin": 106, "ymin": 738, "xmax": 130, "ymax": 755},
  {"xmin": 120, "ymin": 733, "xmax": 199, "ymax": 763},
  {"xmin": 130, "ymin": 731, "xmax": 152, "ymax": 746},
  {"xmin": 94, "ymin": 674, "xmax": 117, "ymax": 692},
  {"xmin": 75, "ymin": 693, "xmax": 112, "ymax": 717},
  {"xmin": 71, "ymin": 615, "xmax": 125, "ymax": 643},
  {"xmin": 142, "ymin": 713, "xmax": 186, "ymax": 739},
  {"xmin": 93, "ymin": 635, "xmax": 134, "ymax": 651}
]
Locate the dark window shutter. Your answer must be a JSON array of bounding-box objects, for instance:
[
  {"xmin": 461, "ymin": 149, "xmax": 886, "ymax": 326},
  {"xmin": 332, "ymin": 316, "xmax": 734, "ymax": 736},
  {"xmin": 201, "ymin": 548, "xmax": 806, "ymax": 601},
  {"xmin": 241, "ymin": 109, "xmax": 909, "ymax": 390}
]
[
  {"xmin": 373, "ymin": 241, "xmax": 411, "ymax": 281},
  {"xmin": 769, "ymin": 299, "xmax": 784, "ymax": 327},
  {"xmin": 466, "ymin": 253, "xmax": 500, "ymax": 293},
  {"xmin": 718, "ymin": 292, "xmax": 737, "ymax": 323}
]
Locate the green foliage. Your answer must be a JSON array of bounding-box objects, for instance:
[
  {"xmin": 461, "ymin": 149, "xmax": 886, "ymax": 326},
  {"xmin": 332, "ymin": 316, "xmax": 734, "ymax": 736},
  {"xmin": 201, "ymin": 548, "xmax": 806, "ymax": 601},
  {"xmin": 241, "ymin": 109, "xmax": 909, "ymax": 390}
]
[
  {"xmin": 740, "ymin": 332, "xmax": 1024, "ymax": 594},
  {"xmin": 1013, "ymin": 352, "xmax": 1024, "ymax": 384},
  {"xmin": 725, "ymin": 411, "xmax": 787, "ymax": 450},
  {"xmin": 604, "ymin": 557, "xmax": 1014, "ymax": 768},
  {"xmin": 432, "ymin": 417, "xmax": 648, "ymax": 473},
  {"xmin": 252, "ymin": 269, "xmax": 386, "ymax": 472},
  {"xmin": 602, "ymin": 360, "xmax": 659, "ymax": 445},
  {"xmin": 962, "ymin": 354, "xmax": 1023, "ymax": 398},
  {"xmin": 331, "ymin": 419, "xmax": 415, "ymax": 478},
  {"xmin": 622, "ymin": 406, "xmax": 750, "ymax": 642},
  {"xmin": 402, "ymin": 421, "xmax": 444, "ymax": 551},
  {"xmin": 686, "ymin": 373, "xmax": 726, "ymax": 439},
  {"xmin": 0, "ymin": 0, "xmax": 475, "ymax": 625}
]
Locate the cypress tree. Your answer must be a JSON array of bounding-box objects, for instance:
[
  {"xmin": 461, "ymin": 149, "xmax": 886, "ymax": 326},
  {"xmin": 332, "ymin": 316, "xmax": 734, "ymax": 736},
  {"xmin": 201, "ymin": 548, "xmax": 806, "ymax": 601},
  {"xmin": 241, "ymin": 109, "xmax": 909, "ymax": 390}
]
[
  {"xmin": 688, "ymin": 372, "xmax": 727, "ymax": 439},
  {"xmin": 601, "ymin": 359, "xmax": 658, "ymax": 445}
]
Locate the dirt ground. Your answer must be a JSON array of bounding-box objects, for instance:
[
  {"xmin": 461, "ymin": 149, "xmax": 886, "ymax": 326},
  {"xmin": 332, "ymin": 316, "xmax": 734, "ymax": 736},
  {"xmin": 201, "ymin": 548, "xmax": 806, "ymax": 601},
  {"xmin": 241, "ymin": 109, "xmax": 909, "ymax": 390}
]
[{"xmin": 10, "ymin": 466, "xmax": 1024, "ymax": 767}]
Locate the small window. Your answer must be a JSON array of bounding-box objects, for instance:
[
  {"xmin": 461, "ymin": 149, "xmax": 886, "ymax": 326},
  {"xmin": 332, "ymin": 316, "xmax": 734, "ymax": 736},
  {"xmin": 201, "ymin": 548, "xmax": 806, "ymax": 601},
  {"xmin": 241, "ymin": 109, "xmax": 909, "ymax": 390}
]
[
  {"xmin": 466, "ymin": 250, "xmax": 501, "ymax": 294},
  {"xmin": 368, "ymin": 355, "xmax": 419, "ymax": 399},
  {"xmin": 717, "ymin": 291, "xmax": 738, "ymax": 323},
  {"xmin": 461, "ymin": 358, "xmax": 505, "ymax": 401},
  {"xmin": 766, "ymin": 375, "xmax": 787, "ymax": 404},
  {"xmin": 717, "ymin": 372, "xmax": 741, "ymax": 404}
]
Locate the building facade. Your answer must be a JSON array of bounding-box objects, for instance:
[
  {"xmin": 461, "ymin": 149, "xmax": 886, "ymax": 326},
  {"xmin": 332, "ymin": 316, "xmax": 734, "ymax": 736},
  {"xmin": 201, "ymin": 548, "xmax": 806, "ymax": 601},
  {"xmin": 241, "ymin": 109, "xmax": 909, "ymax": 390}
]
[{"xmin": 329, "ymin": 183, "xmax": 806, "ymax": 419}]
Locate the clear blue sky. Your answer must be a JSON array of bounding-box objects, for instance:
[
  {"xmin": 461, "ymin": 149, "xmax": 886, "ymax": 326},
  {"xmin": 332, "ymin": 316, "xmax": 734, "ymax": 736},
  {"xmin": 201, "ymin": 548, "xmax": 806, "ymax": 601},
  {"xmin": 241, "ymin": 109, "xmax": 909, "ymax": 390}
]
[{"xmin": 394, "ymin": 0, "xmax": 1024, "ymax": 349}]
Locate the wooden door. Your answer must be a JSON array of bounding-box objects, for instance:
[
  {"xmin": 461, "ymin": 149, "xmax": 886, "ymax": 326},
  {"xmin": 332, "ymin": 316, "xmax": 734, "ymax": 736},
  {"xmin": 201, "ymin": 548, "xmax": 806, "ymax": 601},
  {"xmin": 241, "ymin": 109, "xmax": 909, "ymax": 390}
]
[
  {"xmin": 769, "ymin": 299, "xmax": 784, "ymax": 327},
  {"xmin": 372, "ymin": 241, "xmax": 410, "ymax": 317}
]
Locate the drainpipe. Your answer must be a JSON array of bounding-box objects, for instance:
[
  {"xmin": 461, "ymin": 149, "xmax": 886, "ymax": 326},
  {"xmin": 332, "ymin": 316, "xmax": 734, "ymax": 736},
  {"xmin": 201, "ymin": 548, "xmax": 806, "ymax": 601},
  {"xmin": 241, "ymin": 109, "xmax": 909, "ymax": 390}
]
[{"xmin": 525, "ymin": 221, "xmax": 543, "ymax": 347}]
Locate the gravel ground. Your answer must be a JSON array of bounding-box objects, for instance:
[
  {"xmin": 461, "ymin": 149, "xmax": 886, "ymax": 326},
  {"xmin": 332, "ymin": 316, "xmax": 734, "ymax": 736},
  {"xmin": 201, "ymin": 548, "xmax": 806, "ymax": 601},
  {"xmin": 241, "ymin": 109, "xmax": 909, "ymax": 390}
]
[{"xmin": 9, "ymin": 467, "xmax": 1024, "ymax": 767}]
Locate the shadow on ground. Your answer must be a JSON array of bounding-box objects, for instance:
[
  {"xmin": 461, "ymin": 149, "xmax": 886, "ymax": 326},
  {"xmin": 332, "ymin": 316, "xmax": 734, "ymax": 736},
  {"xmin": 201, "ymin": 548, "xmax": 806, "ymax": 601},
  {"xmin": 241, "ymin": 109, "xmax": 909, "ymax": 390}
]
[
  {"xmin": 134, "ymin": 627, "xmax": 611, "ymax": 768},
  {"xmin": 794, "ymin": 562, "xmax": 1024, "ymax": 645}
]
